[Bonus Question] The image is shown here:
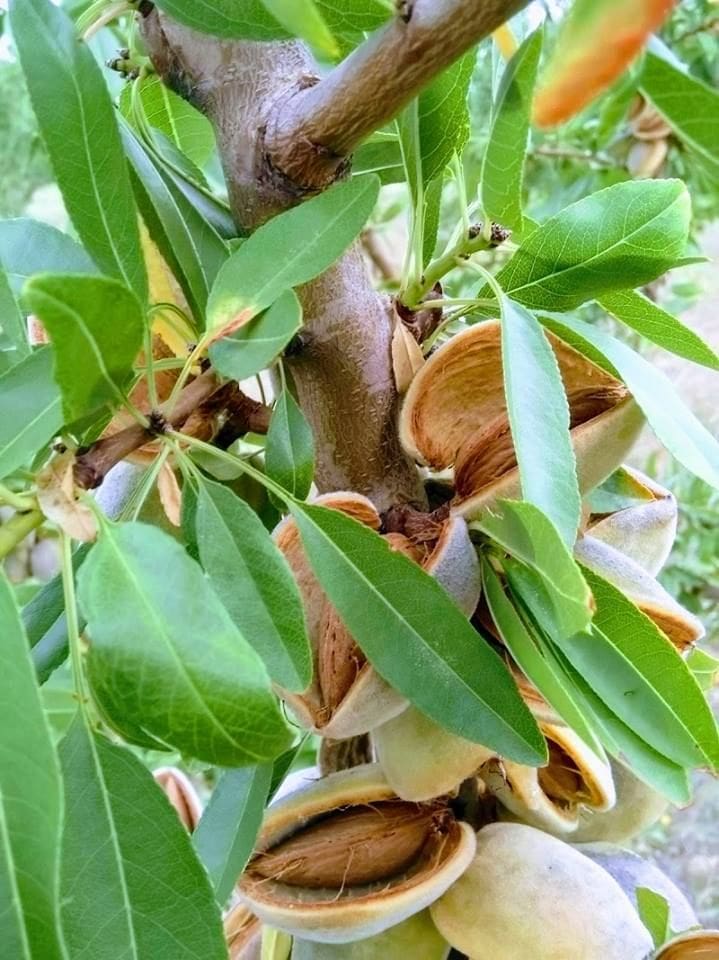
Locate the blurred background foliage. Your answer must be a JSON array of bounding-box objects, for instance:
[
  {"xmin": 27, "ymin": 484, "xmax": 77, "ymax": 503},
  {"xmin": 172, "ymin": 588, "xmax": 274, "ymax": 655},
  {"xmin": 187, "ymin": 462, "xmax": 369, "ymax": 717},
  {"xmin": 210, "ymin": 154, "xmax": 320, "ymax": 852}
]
[{"xmin": 1, "ymin": 0, "xmax": 718, "ymax": 926}]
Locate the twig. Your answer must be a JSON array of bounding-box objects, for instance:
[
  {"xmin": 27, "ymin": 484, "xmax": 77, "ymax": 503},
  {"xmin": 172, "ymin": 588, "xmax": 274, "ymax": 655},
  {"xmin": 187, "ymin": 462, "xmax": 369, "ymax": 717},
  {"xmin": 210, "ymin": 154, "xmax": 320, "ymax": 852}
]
[
  {"xmin": 532, "ymin": 145, "xmax": 616, "ymax": 168},
  {"xmin": 73, "ymin": 371, "xmax": 270, "ymax": 490},
  {"xmin": 361, "ymin": 229, "xmax": 400, "ymax": 285}
]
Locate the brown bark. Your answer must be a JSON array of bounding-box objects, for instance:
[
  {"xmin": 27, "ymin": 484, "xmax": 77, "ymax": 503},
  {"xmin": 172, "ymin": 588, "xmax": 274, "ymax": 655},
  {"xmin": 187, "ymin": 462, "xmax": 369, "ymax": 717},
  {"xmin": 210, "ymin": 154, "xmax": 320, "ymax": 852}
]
[{"xmin": 139, "ymin": 0, "xmax": 527, "ymax": 511}]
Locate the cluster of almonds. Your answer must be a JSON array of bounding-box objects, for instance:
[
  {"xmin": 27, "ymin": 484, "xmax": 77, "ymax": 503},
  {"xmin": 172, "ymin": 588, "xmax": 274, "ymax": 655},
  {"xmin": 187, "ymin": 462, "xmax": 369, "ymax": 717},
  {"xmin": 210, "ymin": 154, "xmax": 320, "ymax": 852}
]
[{"xmin": 166, "ymin": 323, "xmax": 715, "ymax": 958}]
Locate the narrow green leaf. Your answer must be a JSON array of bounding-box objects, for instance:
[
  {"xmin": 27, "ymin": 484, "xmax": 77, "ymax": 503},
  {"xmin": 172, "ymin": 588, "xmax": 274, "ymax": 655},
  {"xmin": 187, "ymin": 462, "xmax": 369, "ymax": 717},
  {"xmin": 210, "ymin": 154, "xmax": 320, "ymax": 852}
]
[
  {"xmin": 10, "ymin": 0, "xmax": 147, "ymax": 300},
  {"xmin": 586, "ymin": 465, "xmax": 659, "ymax": 515},
  {"xmin": 481, "ymin": 30, "xmax": 543, "ymax": 231},
  {"xmin": 484, "ymin": 558, "xmax": 602, "ymax": 754},
  {"xmin": 584, "ymin": 567, "xmax": 719, "ymax": 769},
  {"xmin": 77, "ymin": 521, "xmax": 292, "ymax": 766},
  {"xmin": 266, "ymin": 389, "xmax": 315, "ymax": 501},
  {"xmin": 484, "ymin": 180, "xmax": 691, "ymax": 312},
  {"xmin": 290, "ymin": 502, "xmax": 547, "ymax": 765},
  {"xmin": 499, "ymin": 296, "xmax": 580, "ymax": 544},
  {"xmin": 0, "ymin": 348, "xmax": 62, "ymax": 481},
  {"xmin": 24, "ymin": 544, "xmax": 91, "ymax": 684},
  {"xmin": 23, "ymin": 275, "xmax": 145, "ymax": 422},
  {"xmin": 260, "ymin": 0, "xmax": 339, "ymax": 58},
  {"xmin": 207, "ymin": 176, "xmax": 379, "ymax": 329},
  {"xmin": 0, "ymin": 573, "xmax": 66, "ymax": 960},
  {"xmin": 636, "ymin": 887, "xmax": 672, "ymax": 949},
  {"xmin": 121, "ymin": 121, "xmax": 229, "ymax": 320},
  {"xmin": 0, "ymin": 219, "xmax": 98, "ymax": 296},
  {"xmin": 507, "ymin": 566, "xmax": 692, "ymax": 804},
  {"xmin": 120, "ymin": 74, "xmax": 215, "ymax": 168},
  {"xmin": 193, "ymin": 764, "xmax": 272, "ymax": 906},
  {"xmin": 687, "ymin": 648, "xmax": 719, "ymax": 693},
  {"xmin": 540, "ymin": 312, "xmax": 719, "ymax": 492},
  {"xmin": 352, "ymin": 139, "xmax": 404, "ymax": 183},
  {"xmin": 60, "ymin": 715, "xmax": 227, "ymax": 959},
  {"xmin": 209, "ymin": 289, "xmax": 302, "ymax": 381},
  {"xmin": 475, "ymin": 500, "xmax": 592, "ymax": 637},
  {"xmin": 416, "ymin": 53, "xmax": 476, "ymax": 191},
  {"xmin": 641, "ymin": 51, "xmax": 719, "ymax": 181},
  {"xmin": 598, "ymin": 289, "xmax": 719, "ymax": 370},
  {"xmin": 195, "ymin": 478, "xmax": 311, "ymax": 692},
  {"xmin": 0, "ymin": 268, "xmax": 28, "ymax": 366},
  {"xmin": 153, "ymin": 0, "xmax": 389, "ymax": 42}
]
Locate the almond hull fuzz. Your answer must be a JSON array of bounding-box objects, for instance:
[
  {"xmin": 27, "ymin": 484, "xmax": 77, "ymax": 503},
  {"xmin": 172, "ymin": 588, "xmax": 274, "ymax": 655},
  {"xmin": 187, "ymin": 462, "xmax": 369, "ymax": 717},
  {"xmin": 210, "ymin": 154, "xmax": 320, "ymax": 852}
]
[
  {"xmin": 374, "ymin": 705, "xmax": 496, "ymax": 802},
  {"xmin": 239, "ymin": 765, "xmax": 476, "ymax": 944},
  {"xmin": 291, "ymin": 911, "xmax": 450, "ymax": 959},
  {"xmin": 576, "ymin": 844, "xmax": 697, "ymax": 935},
  {"xmin": 588, "ymin": 467, "xmax": 678, "ymax": 575},
  {"xmin": 430, "ymin": 822, "xmax": 653, "ymax": 960},
  {"xmin": 570, "ymin": 759, "xmax": 668, "ymax": 843},
  {"xmin": 399, "ymin": 320, "xmax": 645, "ymax": 522}
]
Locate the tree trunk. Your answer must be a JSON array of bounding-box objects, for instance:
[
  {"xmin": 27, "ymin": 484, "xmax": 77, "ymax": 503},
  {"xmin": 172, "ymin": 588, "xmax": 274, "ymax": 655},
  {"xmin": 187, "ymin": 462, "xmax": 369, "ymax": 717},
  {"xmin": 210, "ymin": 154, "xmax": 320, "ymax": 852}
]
[{"xmin": 140, "ymin": 0, "xmax": 528, "ymax": 511}]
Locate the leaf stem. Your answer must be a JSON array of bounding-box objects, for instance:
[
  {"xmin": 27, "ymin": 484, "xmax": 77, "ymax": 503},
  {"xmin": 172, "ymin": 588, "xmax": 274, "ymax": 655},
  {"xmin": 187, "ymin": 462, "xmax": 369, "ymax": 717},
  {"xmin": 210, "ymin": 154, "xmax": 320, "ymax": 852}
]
[
  {"xmin": 60, "ymin": 533, "xmax": 89, "ymax": 705},
  {"xmin": 0, "ymin": 509, "xmax": 43, "ymax": 560},
  {"xmin": 0, "ymin": 483, "xmax": 37, "ymax": 513},
  {"xmin": 174, "ymin": 433, "xmax": 292, "ymax": 505}
]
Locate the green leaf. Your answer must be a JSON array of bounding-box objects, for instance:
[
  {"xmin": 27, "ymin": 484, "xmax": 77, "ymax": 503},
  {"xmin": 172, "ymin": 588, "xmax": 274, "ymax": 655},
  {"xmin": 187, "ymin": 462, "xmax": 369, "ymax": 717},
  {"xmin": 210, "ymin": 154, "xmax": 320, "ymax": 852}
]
[
  {"xmin": 586, "ymin": 465, "xmax": 661, "ymax": 515},
  {"xmin": 77, "ymin": 521, "xmax": 292, "ymax": 766},
  {"xmin": 153, "ymin": 0, "xmax": 389, "ymax": 42},
  {"xmin": 641, "ymin": 51, "xmax": 719, "ymax": 181},
  {"xmin": 10, "ymin": 0, "xmax": 147, "ymax": 301},
  {"xmin": 481, "ymin": 30, "xmax": 543, "ymax": 232},
  {"xmin": 24, "ymin": 544, "xmax": 91, "ymax": 684},
  {"xmin": 506, "ymin": 566, "xmax": 692, "ymax": 804},
  {"xmin": 485, "ymin": 180, "xmax": 691, "ymax": 312},
  {"xmin": 121, "ymin": 121, "xmax": 229, "ymax": 321},
  {"xmin": 636, "ymin": 887, "xmax": 672, "ymax": 949},
  {"xmin": 266, "ymin": 389, "xmax": 315, "ymax": 501},
  {"xmin": 498, "ymin": 296, "xmax": 580, "ymax": 545},
  {"xmin": 485, "ymin": 558, "xmax": 602, "ymax": 755},
  {"xmin": 195, "ymin": 478, "xmax": 311, "ymax": 692},
  {"xmin": 0, "ymin": 348, "xmax": 62, "ymax": 481},
  {"xmin": 260, "ymin": 0, "xmax": 339, "ymax": 58},
  {"xmin": 475, "ymin": 500, "xmax": 592, "ymax": 637},
  {"xmin": 687, "ymin": 648, "xmax": 719, "ymax": 693},
  {"xmin": 0, "ymin": 573, "xmax": 66, "ymax": 960},
  {"xmin": 352, "ymin": 139, "xmax": 404, "ymax": 184},
  {"xmin": 23, "ymin": 275, "xmax": 145, "ymax": 422},
  {"xmin": 120, "ymin": 74, "xmax": 215, "ymax": 168},
  {"xmin": 209, "ymin": 289, "xmax": 302, "ymax": 380},
  {"xmin": 598, "ymin": 289, "xmax": 719, "ymax": 370},
  {"xmin": 290, "ymin": 501, "xmax": 547, "ymax": 765},
  {"xmin": 0, "ymin": 268, "xmax": 28, "ymax": 366},
  {"xmin": 193, "ymin": 764, "xmax": 272, "ymax": 906},
  {"xmin": 0, "ymin": 219, "xmax": 98, "ymax": 296},
  {"xmin": 207, "ymin": 176, "xmax": 379, "ymax": 330},
  {"xmin": 583, "ymin": 567, "xmax": 719, "ymax": 770},
  {"xmin": 60, "ymin": 715, "xmax": 227, "ymax": 959},
  {"xmin": 540, "ymin": 312, "xmax": 719, "ymax": 492}
]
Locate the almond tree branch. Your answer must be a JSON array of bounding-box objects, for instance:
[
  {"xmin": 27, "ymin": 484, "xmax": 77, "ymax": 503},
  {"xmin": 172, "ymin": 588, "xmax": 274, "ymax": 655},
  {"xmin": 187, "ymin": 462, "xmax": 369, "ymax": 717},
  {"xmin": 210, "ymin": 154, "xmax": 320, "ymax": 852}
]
[
  {"xmin": 74, "ymin": 372, "xmax": 271, "ymax": 490},
  {"xmin": 266, "ymin": 0, "xmax": 530, "ymax": 192}
]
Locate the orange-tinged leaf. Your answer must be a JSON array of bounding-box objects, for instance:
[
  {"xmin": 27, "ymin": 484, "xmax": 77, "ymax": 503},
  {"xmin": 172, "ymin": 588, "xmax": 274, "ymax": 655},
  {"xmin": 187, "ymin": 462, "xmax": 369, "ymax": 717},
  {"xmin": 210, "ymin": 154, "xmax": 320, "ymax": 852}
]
[
  {"xmin": 37, "ymin": 450, "xmax": 97, "ymax": 542},
  {"xmin": 157, "ymin": 461, "xmax": 182, "ymax": 527},
  {"xmin": 533, "ymin": 0, "xmax": 677, "ymax": 128}
]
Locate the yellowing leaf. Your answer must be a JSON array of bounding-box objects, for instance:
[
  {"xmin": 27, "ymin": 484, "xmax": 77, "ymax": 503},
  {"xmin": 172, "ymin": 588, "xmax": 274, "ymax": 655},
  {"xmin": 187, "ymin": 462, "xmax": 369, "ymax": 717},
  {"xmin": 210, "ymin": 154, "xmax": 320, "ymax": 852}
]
[
  {"xmin": 157, "ymin": 462, "xmax": 182, "ymax": 528},
  {"xmin": 36, "ymin": 450, "xmax": 97, "ymax": 542},
  {"xmin": 534, "ymin": 0, "xmax": 678, "ymax": 128}
]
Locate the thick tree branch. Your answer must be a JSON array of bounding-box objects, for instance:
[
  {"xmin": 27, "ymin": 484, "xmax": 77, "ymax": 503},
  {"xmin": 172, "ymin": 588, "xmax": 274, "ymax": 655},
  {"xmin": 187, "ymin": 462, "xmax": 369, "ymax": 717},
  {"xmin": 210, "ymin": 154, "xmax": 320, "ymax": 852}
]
[{"xmin": 266, "ymin": 0, "xmax": 530, "ymax": 191}]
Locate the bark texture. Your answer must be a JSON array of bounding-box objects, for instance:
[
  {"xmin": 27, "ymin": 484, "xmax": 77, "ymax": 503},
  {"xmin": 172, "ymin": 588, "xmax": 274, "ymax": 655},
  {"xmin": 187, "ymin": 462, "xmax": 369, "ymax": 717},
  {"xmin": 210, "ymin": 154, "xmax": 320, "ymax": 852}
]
[{"xmin": 140, "ymin": 0, "xmax": 527, "ymax": 511}]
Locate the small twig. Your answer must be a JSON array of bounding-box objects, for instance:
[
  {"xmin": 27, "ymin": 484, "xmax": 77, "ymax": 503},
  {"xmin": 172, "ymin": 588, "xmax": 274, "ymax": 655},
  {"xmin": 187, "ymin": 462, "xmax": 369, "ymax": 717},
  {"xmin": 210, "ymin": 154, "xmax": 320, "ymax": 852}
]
[
  {"xmin": 532, "ymin": 145, "xmax": 616, "ymax": 168},
  {"xmin": 74, "ymin": 371, "xmax": 273, "ymax": 489}
]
